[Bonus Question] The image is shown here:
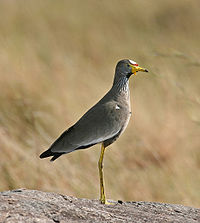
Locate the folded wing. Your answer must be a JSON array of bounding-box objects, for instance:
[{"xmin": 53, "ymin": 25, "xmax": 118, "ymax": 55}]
[{"xmin": 40, "ymin": 101, "xmax": 122, "ymax": 160}]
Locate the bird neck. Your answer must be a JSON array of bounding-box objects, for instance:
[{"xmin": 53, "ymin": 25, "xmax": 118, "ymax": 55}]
[
  {"xmin": 111, "ymin": 76, "xmax": 130, "ymax": 99},
  {"xmin": 112, "ymin": 75, "xmax": 129, "ymax": 92}
]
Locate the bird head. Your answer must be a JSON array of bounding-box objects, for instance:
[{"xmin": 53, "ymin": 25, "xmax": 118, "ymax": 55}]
[{"xmin": 116, "ymin": 59, "xmax": 148, "ymax": 78}]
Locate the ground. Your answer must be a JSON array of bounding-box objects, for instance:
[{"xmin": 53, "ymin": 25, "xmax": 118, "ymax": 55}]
[{"xmin": 0, "ymin": 189, "xmax": 200, "ymax": 222}]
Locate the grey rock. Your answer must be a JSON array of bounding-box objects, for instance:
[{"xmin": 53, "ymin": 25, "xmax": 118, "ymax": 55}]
[{"xmin": 0, "ymin": 189, "xmax": 200, "ymax": 222}]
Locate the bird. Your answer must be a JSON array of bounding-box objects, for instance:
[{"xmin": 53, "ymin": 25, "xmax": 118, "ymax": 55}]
[{"xmin": 40, "ymin": 59, "xmax": 148, "ymax": 204}]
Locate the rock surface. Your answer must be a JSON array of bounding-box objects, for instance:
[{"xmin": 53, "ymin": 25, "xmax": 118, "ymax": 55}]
[{"xmin": 0, "ymin": 189, "xmax": 200, "ymax": 222}]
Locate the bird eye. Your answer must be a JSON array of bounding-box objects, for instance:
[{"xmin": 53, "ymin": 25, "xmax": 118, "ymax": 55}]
[{"xmin": 127, "ymin": 64, "xmax": 130, "ymax": 67}]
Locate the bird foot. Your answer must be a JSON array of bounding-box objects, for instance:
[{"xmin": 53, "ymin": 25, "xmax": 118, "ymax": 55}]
[{"xmin": 100, "ymin": 199, "xmax": 115, "ymax": 205}]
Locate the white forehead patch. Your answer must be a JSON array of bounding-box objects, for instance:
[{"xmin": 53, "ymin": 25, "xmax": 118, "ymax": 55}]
[{"xmin": 129, "ymin": 60, "xmax": 138, "ymax": 65}]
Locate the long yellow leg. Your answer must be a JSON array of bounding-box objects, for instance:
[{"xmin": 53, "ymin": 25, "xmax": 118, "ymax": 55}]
[{"xmin": 98, "ymin": 143, "xmax": 106, "ymax": 204}]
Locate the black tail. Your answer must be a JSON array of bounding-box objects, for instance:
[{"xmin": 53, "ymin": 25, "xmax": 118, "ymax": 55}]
[{"xmin": 39, "ymin": 149, "xmax": 64, "ymax": 162}]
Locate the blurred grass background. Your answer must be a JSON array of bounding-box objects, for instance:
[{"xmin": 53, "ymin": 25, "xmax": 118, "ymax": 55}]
[{"xmin": 0, "ymin": 0, "xmax": 200, "ymax": 207}]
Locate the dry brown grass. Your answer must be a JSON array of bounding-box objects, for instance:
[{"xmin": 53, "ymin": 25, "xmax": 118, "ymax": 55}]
[{"xmin": 0, "ymin": 0, "xmax": 200, "ymax": 207}]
